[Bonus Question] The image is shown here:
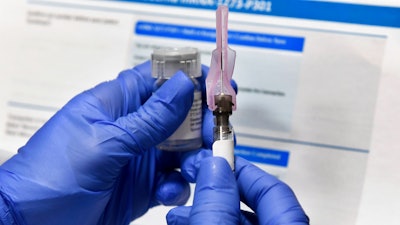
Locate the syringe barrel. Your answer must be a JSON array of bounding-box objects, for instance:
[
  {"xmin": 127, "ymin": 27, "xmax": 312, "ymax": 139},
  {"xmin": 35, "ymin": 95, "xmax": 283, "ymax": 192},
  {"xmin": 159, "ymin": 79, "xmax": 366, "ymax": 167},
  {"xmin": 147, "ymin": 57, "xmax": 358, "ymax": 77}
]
[{"xmin": 212, "ymin": 94, "xmax": 235, "ymax": 170}]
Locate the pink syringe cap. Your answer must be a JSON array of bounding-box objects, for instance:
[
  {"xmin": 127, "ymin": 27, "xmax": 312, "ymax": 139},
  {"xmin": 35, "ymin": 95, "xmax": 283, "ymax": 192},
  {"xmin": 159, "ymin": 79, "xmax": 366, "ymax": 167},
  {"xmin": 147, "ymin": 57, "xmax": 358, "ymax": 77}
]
[{"xmin": 206, "ymin": 5, "xmax": 237, "ymax": 111}]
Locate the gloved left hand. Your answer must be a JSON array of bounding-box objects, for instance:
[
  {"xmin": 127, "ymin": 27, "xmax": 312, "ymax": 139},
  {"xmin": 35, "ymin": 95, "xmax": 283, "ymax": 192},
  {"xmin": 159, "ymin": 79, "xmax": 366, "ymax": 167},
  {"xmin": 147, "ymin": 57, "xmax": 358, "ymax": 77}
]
[{"xmin": 0, "ymin": 61, "xmax": 206, "ymax": 225}]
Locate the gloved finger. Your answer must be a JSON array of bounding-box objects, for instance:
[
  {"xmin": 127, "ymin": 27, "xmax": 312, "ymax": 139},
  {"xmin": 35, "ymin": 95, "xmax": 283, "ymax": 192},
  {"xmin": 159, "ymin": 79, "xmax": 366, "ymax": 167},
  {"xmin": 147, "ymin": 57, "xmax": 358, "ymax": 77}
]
[
  {"xmin": 167, "ymin": 207, "xmax": 257, "ymax": 225},
  {"xmin": 201, "ymin": 108, "xmax": 214, "ymax": 150},
  {"xmin": 199, "ymin": 65, "xmax": 216, "ymax": 150},
  {"xmin": 180, "ymin": 149, "xmax": 212, "ymax": 183},
  {"xmin": 190, "ymin": 157, "xmax": 240, "ymax": 225},
  {"xmin": 199, "ymin": 65, "xmax": 209, "ymax": 101},
  {"xmin": 240, "ymin": 210, "xmax": 258, "ymax": 225},
  {"xmin": 153, "ymin": 146, "xmax": 212, "ymax": 181},
  {"xmin": 155, "ymin": 171, "xmax": 190, "ymax": 206},
  {"xmin": 84, "ymin": 61, "xmax": 154, "ymax": 120},
  {"xmin": 168, "ymin": 157, "xmax": 241, "ymax": 225},
  {"xmin": 235, "ymin": 157, "xmax": 309, "ymax": 225},
  {"xmin": 167, "ymin": 206, "xmax": 191, "ymax": 225},
  {"xmin": 113, "ymin": 70, "xmax": 195, "ymax": 154}
]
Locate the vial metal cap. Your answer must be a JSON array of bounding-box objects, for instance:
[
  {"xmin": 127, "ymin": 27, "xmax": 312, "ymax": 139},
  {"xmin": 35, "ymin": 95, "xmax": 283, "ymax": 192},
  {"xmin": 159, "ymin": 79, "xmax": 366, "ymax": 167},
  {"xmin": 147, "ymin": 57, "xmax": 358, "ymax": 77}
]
[{"xmin": 151, "ymin": 47, "xmax": 202, "ymax": 78}]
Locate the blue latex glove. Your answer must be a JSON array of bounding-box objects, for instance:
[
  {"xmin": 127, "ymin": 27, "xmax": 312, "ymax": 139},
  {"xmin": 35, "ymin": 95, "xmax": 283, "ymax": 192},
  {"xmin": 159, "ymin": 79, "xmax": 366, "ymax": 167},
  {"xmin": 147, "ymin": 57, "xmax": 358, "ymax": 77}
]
[
  {"xmin": 168, "ymin": 155, "xmax": 310, "ymax": 225},
  {"xmin": 0, "ymin": 61, "xmax": 210, "ymax": 225}
]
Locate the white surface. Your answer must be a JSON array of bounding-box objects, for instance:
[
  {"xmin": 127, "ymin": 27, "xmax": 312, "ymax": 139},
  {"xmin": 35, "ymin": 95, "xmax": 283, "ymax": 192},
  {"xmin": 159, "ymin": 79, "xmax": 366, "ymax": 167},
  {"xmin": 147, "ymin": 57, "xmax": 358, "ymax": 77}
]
[
  {"xmin": 213, "ymin": 139, "xmax": 235, "ymax": 170},
  {"xmin": 1, "ymin": 1, "xmax": 400, "ymax": 225}
]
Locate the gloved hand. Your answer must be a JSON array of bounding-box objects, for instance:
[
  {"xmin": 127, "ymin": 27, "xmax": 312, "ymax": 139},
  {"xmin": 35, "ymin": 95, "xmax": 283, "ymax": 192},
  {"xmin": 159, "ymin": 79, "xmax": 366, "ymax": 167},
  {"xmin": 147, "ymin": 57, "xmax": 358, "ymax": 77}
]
[
  {"xmin": 168, "ymin": 155, "xmax": 310, "ymax": 225},
  {"xmin": 0, "ymin": 61, "xmax": 211, "ymax": 225}
]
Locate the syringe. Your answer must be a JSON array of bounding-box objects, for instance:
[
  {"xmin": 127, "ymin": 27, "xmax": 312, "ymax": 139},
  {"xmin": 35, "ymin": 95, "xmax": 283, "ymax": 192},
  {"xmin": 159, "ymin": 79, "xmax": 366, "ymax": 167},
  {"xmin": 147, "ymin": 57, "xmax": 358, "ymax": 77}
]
[{"xmin": 206, "ymin": 5, "xmax": 236, "ymax": 170}]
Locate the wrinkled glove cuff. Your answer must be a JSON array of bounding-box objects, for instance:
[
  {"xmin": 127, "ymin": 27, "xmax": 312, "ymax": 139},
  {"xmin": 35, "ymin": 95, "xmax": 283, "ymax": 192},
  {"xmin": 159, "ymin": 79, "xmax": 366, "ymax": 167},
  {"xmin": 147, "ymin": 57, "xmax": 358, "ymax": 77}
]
[{"xmin": 0, "ymin": 190, "xmax": 23, "ymax": 225}]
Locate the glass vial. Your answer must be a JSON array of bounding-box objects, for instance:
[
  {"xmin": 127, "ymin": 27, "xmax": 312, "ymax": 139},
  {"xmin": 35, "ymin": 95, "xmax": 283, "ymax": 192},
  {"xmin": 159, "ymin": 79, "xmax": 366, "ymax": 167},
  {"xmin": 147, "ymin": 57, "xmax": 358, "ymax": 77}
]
[{"xmin": 151, "ymin": 47, "xmax": 202, "ymax": 151}]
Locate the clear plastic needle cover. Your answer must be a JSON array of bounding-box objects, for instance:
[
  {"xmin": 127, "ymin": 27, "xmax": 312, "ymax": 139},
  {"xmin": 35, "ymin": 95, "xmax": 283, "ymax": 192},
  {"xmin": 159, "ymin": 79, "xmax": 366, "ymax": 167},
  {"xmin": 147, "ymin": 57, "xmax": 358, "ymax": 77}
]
[{"xmin": 206, "ymin": 5, "xmax": 237, "ymax": 111}]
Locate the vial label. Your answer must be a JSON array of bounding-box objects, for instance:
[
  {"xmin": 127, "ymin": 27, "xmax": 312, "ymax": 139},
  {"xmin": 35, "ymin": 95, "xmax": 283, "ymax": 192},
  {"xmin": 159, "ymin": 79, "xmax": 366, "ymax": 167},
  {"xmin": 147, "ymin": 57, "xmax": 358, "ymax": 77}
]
[{"xmin": 167, "ymin": 91, "xmax": 202, "ymax": 140}]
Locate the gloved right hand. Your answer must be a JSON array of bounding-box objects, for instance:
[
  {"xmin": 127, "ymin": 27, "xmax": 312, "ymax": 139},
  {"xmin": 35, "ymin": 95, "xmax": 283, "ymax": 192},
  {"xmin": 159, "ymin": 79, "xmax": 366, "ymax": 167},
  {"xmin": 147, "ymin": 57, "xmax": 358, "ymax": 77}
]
[{"xmin": 168, "ymin": 154, "xmax": 310, "ymax": 225}]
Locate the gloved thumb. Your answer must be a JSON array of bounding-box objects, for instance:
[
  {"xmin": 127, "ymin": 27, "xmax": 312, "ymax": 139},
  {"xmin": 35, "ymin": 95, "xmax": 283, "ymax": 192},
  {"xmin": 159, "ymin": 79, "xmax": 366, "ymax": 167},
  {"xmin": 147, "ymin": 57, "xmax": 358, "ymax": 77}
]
[
  {"xmin": 167, "ymin": 157, "xmax": 240, "ymax": 225},
  {"xmin": 114, "ymin": 70, "xmax": 195, "ymax": 154}
]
